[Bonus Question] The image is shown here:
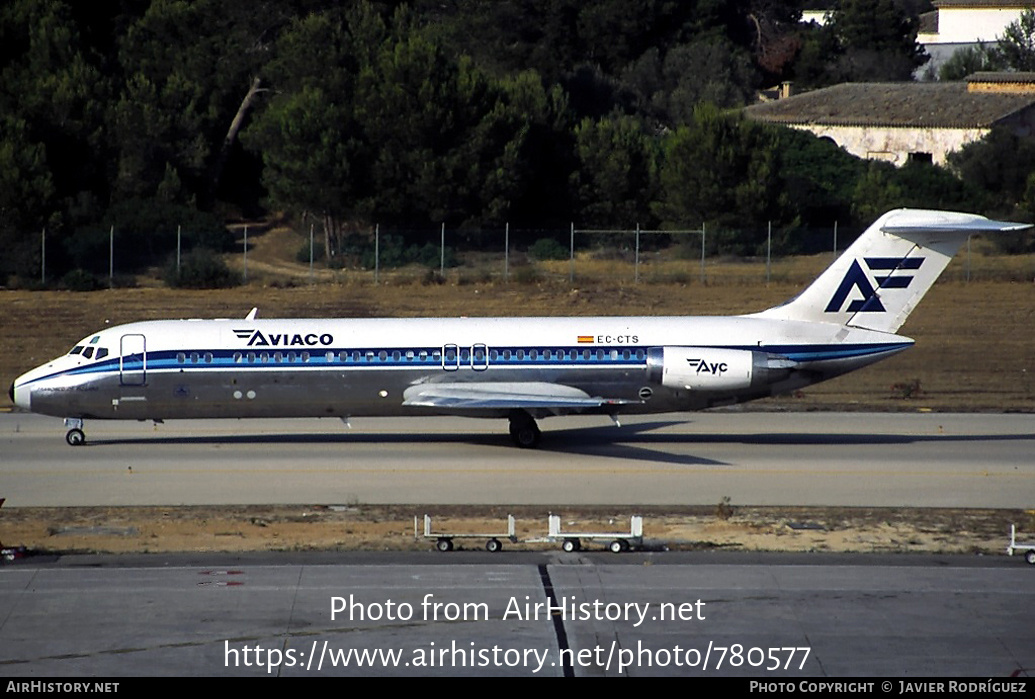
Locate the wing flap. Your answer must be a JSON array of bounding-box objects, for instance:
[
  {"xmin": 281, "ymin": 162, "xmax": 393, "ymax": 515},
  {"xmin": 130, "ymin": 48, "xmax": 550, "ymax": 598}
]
[{"xmin": 402, "ymin": 382, "xmax": 637, "ymax": 410}]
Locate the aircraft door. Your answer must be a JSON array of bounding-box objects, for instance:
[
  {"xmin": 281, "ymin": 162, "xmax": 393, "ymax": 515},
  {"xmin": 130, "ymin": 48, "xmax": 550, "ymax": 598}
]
[
  {"xmin": 442, "ymin": 344, "xmax": 460, "ymax": 371},
  {"xmin": 471, "ymin": 343, "xmax": 488, "ymax": 371},
  {"xmin": 120, "ymin": 334, "xmax": 147, "ymax": 386}
]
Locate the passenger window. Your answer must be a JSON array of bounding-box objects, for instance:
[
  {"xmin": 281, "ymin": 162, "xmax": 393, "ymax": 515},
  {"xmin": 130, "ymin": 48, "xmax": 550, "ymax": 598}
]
[
  {"xmin": 204, "ymin": 353, "xmax": 213, "ymax": 363},
  {"xmin": 301, "ymin": 352, "xmax": 310, "ymax": 362},
  {"xmin": 233, "ymin": 353, "xmax": 243, "ymax": 363}
]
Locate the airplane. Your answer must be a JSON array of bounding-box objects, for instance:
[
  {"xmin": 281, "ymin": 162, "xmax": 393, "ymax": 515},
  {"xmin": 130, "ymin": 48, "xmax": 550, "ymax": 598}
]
[{"xmin": 8, "ymin": 209, "xmax": 1029, "ymax": 448}]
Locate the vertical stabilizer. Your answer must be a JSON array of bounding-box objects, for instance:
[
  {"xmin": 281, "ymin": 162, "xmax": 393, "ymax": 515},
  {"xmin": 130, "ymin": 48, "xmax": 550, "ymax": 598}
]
[{"xmin": 755, "ymin": 209, "xmax": 1029, "ymax": 333}]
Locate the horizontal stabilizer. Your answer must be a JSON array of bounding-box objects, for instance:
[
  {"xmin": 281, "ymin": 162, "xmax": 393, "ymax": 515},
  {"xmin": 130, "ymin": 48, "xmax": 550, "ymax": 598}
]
[{"xmin": 402, "ymin": 382, "xmax": 637, "ymax": 410}]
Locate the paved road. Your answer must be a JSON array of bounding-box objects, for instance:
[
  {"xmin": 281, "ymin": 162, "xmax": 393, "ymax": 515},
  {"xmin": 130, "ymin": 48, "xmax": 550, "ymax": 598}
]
[
  {"xmin": 1, "ymin": 411, "xmax": 1032, "ymax": 507},
  {"xmin": 1, "ymin": 552, "xmax": 1031, "ymax": 677}
]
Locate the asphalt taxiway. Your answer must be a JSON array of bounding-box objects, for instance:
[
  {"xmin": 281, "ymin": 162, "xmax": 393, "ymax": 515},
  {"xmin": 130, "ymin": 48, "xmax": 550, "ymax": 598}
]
[
  {"xmin": 0, "ymin": 411, "xmax": 1032, "ymax": 507},
  {"xmin": 1, "ymin": 552, "xmax": 1032, "ymax": 677}
]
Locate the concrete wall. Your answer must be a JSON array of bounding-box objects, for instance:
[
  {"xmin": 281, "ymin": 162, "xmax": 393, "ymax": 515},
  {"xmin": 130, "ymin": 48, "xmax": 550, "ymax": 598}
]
[{"xmin": 788, "ymin": 123, "xmax": 989, "ymax": 166}]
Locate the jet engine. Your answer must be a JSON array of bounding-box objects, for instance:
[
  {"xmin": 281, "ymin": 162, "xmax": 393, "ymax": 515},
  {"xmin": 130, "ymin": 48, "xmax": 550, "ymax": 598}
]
[{"xmin": 646, "ymin": 346, "xmax": 791, "ymax": 391}]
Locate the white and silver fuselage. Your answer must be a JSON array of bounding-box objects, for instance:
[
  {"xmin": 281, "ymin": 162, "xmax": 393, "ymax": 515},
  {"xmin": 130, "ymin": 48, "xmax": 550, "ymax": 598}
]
[{"xmin": 10, "ymin": 314, "xmax": 909, "ymax": 421}]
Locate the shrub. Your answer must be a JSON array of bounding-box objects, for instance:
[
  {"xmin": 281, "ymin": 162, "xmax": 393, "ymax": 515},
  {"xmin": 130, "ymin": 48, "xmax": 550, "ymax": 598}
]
[
  {"xmin": 528, "ymin": 237, "xmax": 568, "ymax": 261},
  {"xmin": 60, "ymin": 269, "xmax": 104, "ymax": 291},
  {"xmin": 163, "ymin": 248, "xmax": 238, "ymax": 289}
]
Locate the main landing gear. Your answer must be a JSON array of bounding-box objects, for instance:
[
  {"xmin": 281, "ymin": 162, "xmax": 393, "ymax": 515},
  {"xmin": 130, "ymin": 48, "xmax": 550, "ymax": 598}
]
[
  {"xmin": 64, "ymin": 418, "xmax": 86, "ymax": 446},
  {"xmin": 508, "ymin": 411, "xmax": 541, "ymax": 449}
]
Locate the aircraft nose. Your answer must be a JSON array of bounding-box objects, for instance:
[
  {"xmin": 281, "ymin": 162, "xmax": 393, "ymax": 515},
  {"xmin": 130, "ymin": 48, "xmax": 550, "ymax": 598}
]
[{"xmin": 9, "ymin": 379, "xmax": 29, "ymax": 411}]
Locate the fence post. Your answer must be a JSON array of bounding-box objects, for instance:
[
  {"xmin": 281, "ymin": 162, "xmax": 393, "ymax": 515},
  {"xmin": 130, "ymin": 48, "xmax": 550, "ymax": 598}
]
[
  {"xmin": 440, "ymin": 222, "xmax": 445, "ymax": 277},
  {"xmin": 40, "ymin": 227, "xmax": 45, "ymax": 286},
  {"xmin": 504, "ymin": 222, "xmax": 509, "ymax": 283},
  {"xmin": 700, "ymin": 222, "xmax": 706, "ymax": 284},
  {"xmin": 109, "ymin": 225, "xmax": 114, "ymax": 288},
  {"xmin": 966, "ymin": 235, "xmax": 971, "ymax": 282},
  {"xmin": 176, "ymin": 225, "xmax": 181, "ymax": 276},
  {"xmin": 766, "ymin": 220, "xmax": 771, "ymax": 285},
  {"xmin": 635, "ymin": 223, "xmax": 640, "ymax": 283},
  {"xmin": 243, "ymin": 226, "xmax": 248, "ymax": 283},
  {"xmin": 375, "ymin": 223, "xmax": 380, "ymax": 284},
  {"xmin": 309, "ymin": 223, "xmax": 314, "ymax": 283},
  {"xmin": 569, "ymin": 222, "xmax": 574, "ymax": 284}
]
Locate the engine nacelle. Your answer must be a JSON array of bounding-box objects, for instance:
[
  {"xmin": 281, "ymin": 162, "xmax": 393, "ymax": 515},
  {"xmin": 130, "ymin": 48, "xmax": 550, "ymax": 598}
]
[{"xmin": 646, "ymin": 346, "xmax": 771, "ymax": 391}]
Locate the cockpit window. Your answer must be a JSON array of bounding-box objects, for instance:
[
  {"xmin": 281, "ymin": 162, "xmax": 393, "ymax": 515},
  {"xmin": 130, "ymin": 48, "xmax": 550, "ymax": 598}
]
[
  {"xmin": 82, "ymin": 347, "xmax": 95, "ymax": 359},
  {"xmin": 96, "ymin": 348, "xmax": 109, "ymax": 360},
  {"xmin": 89, "ymin": 336, "xmax": 100, "ymax": 345},
  {"xmin": 69, "ymin": 346, "xmax": 84, "ymax": 355}
]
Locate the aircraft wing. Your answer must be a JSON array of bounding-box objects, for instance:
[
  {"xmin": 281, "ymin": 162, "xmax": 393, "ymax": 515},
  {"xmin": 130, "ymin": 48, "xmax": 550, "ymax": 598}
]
[{"xmin": 401, "ymin": 382, "xmax": 638, "ymax": 410}]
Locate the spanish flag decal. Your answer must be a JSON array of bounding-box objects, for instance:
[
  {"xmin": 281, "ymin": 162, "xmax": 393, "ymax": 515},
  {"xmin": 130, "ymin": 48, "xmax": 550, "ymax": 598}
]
[{"xmin": 577, "ymin": 335, "xmax": 594, "ymax": 344}]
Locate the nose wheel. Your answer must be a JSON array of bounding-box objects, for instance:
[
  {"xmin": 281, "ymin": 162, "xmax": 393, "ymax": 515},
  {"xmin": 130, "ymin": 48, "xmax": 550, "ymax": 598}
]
[{"xmin": 64, "ymin": 418, "xmax": 86, "ymax": 446}]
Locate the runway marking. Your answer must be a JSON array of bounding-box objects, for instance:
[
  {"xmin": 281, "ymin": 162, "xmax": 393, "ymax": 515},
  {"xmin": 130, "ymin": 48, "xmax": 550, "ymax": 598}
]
[{"xmin": 3, "ymin": 466, "xmax": 1031, "ymax": 478}]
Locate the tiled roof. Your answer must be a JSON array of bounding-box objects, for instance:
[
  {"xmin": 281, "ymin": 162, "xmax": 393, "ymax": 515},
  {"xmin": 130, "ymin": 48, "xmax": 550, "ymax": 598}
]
[
  {"xmin": 933, "ymin": 1, "xmax": 1034, "ymax": 7},
  {"xmin": 744, "ymin": 81, "xmax": 1035, "ymax": 128},
  {"xmin": 967, "ymin": 71, "xmax": 1035, "ymax": 83}
]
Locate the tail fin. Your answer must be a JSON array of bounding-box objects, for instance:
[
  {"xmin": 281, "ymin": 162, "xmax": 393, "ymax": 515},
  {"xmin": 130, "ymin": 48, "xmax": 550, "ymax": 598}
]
[{"xmin": 756, "ymin": 209, "xmax": 1030, "ymax": 333}]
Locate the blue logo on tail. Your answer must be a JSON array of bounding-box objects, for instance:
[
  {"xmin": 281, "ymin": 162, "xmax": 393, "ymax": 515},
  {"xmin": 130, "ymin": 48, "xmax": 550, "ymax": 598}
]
[{"xmin": 826, "ymin": 258, "xmax": 924, "ymax": 313}]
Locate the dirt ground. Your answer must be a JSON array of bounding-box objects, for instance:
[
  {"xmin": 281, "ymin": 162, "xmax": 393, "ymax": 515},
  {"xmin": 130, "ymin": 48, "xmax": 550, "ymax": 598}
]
[{"xmin": 2, "ymin": 504, "xmax": 1031, "ymax": 558}]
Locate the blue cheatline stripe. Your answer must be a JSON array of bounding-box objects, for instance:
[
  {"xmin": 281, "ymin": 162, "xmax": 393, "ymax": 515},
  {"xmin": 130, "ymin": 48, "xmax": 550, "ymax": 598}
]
[{"xmin": 22, "ymin": 341, "xmax": 911, "ymax": 386}]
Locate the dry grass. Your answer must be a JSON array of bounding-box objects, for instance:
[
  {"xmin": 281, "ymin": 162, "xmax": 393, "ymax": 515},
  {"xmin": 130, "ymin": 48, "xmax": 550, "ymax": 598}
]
[
  {"xmin": 2, "ymin": 234, "xmax": 1033, "ymax": 412},
  {"xmin": 1, "ymin": 504, "xmax": 1028, "ymax": 556}
]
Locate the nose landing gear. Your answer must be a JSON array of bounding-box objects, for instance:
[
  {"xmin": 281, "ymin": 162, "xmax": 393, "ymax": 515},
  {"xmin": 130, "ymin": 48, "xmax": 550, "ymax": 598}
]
[{"xmin": 64, "ymin": 418, "xmax": 86, "ymax": 446}]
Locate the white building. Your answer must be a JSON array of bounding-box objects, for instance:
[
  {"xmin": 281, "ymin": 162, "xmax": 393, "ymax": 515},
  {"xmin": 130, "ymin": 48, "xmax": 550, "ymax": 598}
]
[
  {"xmin": 917, "ymin": 1, "xmax": 1033, "ymax": 73},
  {"xmin": 744, "ymin": 73, "xmax": 1035, "ymax": 166}
]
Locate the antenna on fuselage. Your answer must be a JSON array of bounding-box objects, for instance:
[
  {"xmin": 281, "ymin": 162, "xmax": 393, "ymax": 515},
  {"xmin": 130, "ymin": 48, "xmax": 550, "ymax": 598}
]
[{"xmin": 245, "ymin": 307, "xmax": 258, "ymax": 320}]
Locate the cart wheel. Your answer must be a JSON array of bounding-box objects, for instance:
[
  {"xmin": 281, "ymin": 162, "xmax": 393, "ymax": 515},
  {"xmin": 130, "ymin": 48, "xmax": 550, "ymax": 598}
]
[
  {"xmin": 486, "ymin": 538, "xmax": 502, "ymax": 553},
  {"xmin": 436, "ymin": 538, "xmax": 453, "ymax": 552},
  {"xmin": 609, "ymin": 540, "xmax": 624, "ymax": 554},
  {"xmin": 562, "ymin": 538, "xmax": 579, "ymax": 553},
  {"xmin": 1026, "ymin": 550, "xmax": 1035, "ymax": 565}
]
